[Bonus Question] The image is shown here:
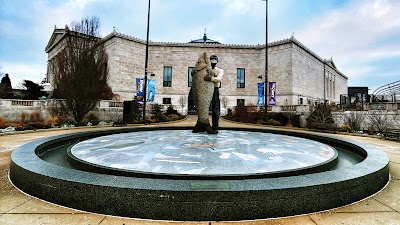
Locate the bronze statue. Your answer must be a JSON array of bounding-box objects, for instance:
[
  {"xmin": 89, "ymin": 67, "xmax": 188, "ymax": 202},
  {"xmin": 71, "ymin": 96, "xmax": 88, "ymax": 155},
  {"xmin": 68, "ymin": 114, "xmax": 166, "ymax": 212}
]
[{"xmin": 191, "ymin": 52, "xmax": 216, "ymax": 134}]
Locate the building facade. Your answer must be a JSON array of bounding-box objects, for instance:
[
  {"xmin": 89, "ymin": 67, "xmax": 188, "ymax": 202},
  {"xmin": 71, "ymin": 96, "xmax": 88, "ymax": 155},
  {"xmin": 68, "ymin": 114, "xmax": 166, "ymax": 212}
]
[{"xmin": 45, "ymin": 29, "xmax": 348, "ymax": 114}]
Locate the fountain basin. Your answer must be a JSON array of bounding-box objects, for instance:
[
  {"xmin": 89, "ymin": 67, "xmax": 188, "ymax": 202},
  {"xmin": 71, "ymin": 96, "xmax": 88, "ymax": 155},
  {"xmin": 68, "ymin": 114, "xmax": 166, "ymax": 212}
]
[{"xmin": 9, "ymin": 126, "xmax": 389, "ymax": 221}]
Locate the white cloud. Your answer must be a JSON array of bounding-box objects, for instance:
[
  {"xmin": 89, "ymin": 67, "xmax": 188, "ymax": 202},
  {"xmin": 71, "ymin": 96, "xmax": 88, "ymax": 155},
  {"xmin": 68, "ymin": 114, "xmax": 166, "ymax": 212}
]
[
  {"xmin": 298, "ymin": 0, "xmax": 400, "ymax": 48},
  {"xmin": 2, "ymin": 0, "xmax": 400, "ymax": 91},
  {"xmin": 67, "ymin": 0, "xmax": 112, "ymax": 9},
  {"xmin": 294, "ymin": 0, "xmax": 400, "ymax": 86},
  {"xmin": 1, "ymin": 62, "xmax": 47, "ymax": 88}
]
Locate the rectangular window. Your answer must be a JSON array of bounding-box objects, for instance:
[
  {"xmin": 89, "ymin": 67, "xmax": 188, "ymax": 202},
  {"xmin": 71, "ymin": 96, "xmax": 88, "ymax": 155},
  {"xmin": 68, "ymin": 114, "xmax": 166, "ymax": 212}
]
[
  {"xmin": 237, "ymin": 99, "xmax": 245, "ymax": 107},
  {"xmin": 163, "ymin": 98, "xmax": 171, "ymax": 104},
  {"xmin": 163, "ymin": 66, "xmax": 172, "ymax": 87},
  {"xmin": 237, "ymin": 68, "xmax": 245, "ymax": 88},
  {"xmin": 188, "ymin": 67, "xmax": 194, "ymax": 87},
  {"xmin": 299, "ymin": 98, "xmax": 303, "ymax": 105}
]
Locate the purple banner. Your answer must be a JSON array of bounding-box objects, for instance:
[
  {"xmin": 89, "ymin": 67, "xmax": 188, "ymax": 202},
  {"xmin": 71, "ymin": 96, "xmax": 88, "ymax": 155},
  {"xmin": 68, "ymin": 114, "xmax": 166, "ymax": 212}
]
[{"xmin": 268, "ymin": 82, "xmax": 276, "ymax": 106}]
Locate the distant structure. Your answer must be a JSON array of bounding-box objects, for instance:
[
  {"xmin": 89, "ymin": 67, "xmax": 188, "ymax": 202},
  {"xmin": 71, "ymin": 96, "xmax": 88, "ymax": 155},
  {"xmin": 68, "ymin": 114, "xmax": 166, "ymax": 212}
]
[
  {"xmin": 45, "ymin": 29, "xmax": 348, "ymax": 113},
  {"xmin": 340, "ymin": 87, "xmax": 369, "ymax": 110},
  {"xmin": 372, "ymin": 80, "xmax": 400, "ymax": 103},
  {"xmin": 189, "ymin": 29, "xmax": 220, "ymax": 44}
]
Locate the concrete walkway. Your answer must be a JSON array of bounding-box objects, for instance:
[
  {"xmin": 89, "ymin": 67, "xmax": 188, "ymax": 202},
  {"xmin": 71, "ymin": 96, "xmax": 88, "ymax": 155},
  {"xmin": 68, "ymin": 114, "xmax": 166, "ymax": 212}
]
[{"xmin": 0, "ymin": 116, "xmax": 399, "ymax": 225}]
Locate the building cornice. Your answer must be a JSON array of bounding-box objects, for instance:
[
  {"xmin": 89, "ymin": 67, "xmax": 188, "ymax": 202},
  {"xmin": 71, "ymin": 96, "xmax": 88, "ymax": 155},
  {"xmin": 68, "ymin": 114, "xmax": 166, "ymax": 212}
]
[
  {"xmin": 102, "ymin": 31, "xmax": 264, "ymax": 49},
  {"xmin": 45, "ymin": 29, "xmax": 347, "ymax": 79},
  {"xmin": 45, "ymin": 28, "xmax": 68, "ymax": 53}
]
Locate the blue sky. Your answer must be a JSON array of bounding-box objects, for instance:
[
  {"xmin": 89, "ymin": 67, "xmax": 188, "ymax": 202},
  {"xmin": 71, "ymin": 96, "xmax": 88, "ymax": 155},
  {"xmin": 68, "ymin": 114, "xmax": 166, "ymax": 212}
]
[{"xmin": 0, "ymin": 0, "xmax": 399, "ymax": 93}]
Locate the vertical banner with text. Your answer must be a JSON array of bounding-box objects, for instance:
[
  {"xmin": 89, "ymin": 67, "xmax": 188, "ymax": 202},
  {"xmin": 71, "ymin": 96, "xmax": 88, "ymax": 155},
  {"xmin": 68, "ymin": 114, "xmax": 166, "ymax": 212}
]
[
  {"xmin": 136, "ymin": 78, "xmax": 156, "ymax": 102},
  {"xmin": 257, "ymin": 82, "xmax": 265, "ymax": 106},
  {"xmin": 136, "ymin": 78, "xmax": 144, "ymax": 102},
  {"xmin": 268, "ymin": 82, "xmax": 276, "ymax": 106}
]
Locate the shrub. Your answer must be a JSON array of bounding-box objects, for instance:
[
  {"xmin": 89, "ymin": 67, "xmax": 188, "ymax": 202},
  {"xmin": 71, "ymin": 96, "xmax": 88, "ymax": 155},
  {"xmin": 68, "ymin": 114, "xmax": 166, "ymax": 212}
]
[
  {"xmin": 167, "ymin": 114, "xmax": 184, "ymax": 121},
  {"xmin": 266, "ymin": 119, "xmax": 282, "ymax": 126},
  {"xmin": 256, "ymin": 119, "xmax": 269, "ymax": 125},
  {"xmin": 0, "ymin": 117, "xmax": 8, "ymax": 128},
  {"xmin": 30, "ymin": 111, "xmax": 42, "ymax": 122},
  {"xmin": 28, "ymin": 121, "xmax": 49, "ymax": 130},
  {"xmin": 340, "ymin": 124, "xmax": 352, "ymax": 133},
  {"xmin": 165, "ymin": 105, "xmax": 179, "ymax": 116},
  {"xmin": 146, "ymin": 117, "xmax": 157, "ymax": 124},
  {"xmin": 112, "ymin": 120, "xmax": 127, "ymax": 127},
  {"xmin": 5, "ymin": 122, "xmax": 24, "ymax": 131},
  {"xmin": 45, "ymin": 116, "xmax": 61, "ymax": 127},
  {"xmin": 256, "ymin": 119, "xmax": 281, "ymax": 126},
  {"xmin": 20, "ymin": 112, "xmax": 28, "ymax": 124},
  {"xmin": 226, "ymin": 108, "xmax": 233, "ymax": 117},
  {"xmin": 309, "ymin": 122, "xmax": 337, "ymax": 131},
  {"xmin": 151, "ymin": 104, "xmax": 167, "ymax": 122},
  {"xmin": 86, "ymin": 113, "xmax": 99, "ymax": 125}
]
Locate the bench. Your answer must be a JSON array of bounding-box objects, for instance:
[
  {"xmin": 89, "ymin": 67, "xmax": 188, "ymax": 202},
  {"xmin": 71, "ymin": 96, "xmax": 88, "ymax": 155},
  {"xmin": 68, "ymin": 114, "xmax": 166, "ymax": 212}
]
[{"xmin": 383, "ymin": 130, "xmax": 400, "ymax": 141}]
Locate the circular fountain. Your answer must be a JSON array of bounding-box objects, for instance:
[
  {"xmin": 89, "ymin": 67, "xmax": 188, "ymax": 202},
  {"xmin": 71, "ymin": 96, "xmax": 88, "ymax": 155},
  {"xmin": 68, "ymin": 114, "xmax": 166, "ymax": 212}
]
[{"xmin": 10, "ymin": 126, "xmax": 389, "ymax": 221}]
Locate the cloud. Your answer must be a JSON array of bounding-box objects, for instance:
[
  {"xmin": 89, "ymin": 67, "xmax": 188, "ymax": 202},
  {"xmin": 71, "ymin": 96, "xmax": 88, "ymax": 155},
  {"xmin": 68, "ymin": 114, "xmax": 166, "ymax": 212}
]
[
  {"xmin": 1, "ymin": 0, "xmax": 399, "ymax": 92},
  {"xmin": 0, "ymin": 1, "xmax": 86, "ymax": 88},
  {"xmin": 294, "ymin": 0, "xmax": 400, "ymax": 88},
  {"xmin": 1, "ymin": 62, "xmax": 47, "ymax": 88}
]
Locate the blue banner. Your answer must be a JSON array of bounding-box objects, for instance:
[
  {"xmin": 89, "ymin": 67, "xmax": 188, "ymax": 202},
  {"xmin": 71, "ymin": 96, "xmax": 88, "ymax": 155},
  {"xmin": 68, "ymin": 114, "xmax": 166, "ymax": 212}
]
[
  {"xmin": 136, "ymin": 78, "xmax": 156, "ymax": 102},
  {"xmin": 257, "ymin": 82, "xmax": 265, "ymax": 106},
  {"xmin": 136, "ymin": 78, "xmax": 144, "ymax": 102},
  {"xmin": 147, "ymin": 79, "xmax": 155, "ymax": 102}
]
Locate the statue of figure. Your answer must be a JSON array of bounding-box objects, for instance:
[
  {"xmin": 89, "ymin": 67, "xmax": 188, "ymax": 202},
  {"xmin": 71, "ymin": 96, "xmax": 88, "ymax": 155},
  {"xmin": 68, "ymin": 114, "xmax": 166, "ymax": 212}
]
[
  {"xmin": 191, "ymin": 52, "xmax": 216, "ymax": 134},
  {"xmin": 204, "ymin": 55, "xmax": 224, "ymax": 133}
]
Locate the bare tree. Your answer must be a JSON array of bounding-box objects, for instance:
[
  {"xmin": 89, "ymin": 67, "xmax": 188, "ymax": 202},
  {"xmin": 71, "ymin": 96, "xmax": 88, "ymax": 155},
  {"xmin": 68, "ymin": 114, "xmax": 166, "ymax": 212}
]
[
  {"xmin": 282, "ymin": 110, "xmax": 295, "ymax": 127},
  {"xmin": 221, "ymin": 96, "xmax": 228, "ymax": 114},
  {"xmin": 179, "ymin": 95, "xmax": 188, "ymax": 114},
  {"xmin": 343, "ymin": 111, "xmax": 365, "ymax": 132},
  {"xmin": 367, "ymin": 110, "xmax": 392, "ymax": 136},
  {"xmin": 51, "ymin": 17, "xmax": 113, "ymax": 124},
  {"xmin": 306, "ymin": 104, "xmax": 335, "ymax": 130},
  {"xmin": 104, "ymin": 109, "xmax": 123, "ymax": 123},
  {"xmin": 392, "ymin": 112, "xmax": 400, "ymax": 130}
]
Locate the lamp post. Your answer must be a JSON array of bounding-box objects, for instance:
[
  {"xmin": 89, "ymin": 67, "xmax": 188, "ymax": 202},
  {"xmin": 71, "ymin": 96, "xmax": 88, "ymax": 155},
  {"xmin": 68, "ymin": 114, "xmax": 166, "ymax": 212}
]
[
  {"xmin": 262, "ymin": 0, "xmax": 268, "ymax": 119},
  {"xmin": 142, "ymin": 0, "xmax": 151, "ymax": 123}
]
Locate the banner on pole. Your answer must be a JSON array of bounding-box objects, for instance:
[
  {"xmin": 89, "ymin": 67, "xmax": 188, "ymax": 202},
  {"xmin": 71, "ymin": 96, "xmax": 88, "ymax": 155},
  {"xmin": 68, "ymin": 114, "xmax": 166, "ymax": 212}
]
[
  {"xmin": 268, "ymin": 82, "xmax": 276, "ymax": 106},
  {"xmin": 136, "ymin": 78, "xmax": 144, "ymax": 102},
  {"xmin": 136, "ymin": 78, "xmax": 156, "ymax": 102},
  {"xmin": 147, "ymin": 79, "xmax": 155, "ymax": 102},
  {"xmin": 257, "ymin": 82, "xmax": 265, "ymax": 106}
]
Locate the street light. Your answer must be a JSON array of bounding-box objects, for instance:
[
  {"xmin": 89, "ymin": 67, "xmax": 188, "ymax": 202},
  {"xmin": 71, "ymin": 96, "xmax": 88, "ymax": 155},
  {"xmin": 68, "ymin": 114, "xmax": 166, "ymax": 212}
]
[
  {"xmin": 262, "ymin": 0, "xmax": 268, "ymax": 119},
  {"xmin": 142, "ymin": 0, "xmax": 151, "ymax": 123}
]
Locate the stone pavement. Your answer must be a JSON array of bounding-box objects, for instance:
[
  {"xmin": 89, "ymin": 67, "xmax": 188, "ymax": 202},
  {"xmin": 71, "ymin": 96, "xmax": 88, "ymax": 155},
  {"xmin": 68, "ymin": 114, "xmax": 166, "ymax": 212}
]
[{"xmin": 0, "ymin": 116, "xmax": 399, "ymax": 225}]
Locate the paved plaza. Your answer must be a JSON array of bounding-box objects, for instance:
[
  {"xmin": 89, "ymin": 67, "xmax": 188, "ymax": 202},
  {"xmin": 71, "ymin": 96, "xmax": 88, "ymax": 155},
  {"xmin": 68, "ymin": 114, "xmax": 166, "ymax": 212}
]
[{"xmin": 1, "ymin": 116, "xmax": 399, "ymax": 225}]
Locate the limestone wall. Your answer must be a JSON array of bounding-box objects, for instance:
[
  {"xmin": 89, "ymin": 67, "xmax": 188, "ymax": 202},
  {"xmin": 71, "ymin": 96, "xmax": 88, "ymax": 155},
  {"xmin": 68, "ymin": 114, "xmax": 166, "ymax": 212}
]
[
  {"xmin": 0, "ymin": 99, "xmax": 123, "ymax": 122},
  {"xmin": 45, "ymin": 30, "xmax": 348, "ymax": 112},
  {"xmin": 106, "ymin": 41, "xmax": 263, "ymax": 109},
  {"xmin": 268, "ymin": 43, "xmax": 293, "ymax": 105},
  {"xmin": 105, "ymin": 37, "xmax": 146, "ymax": 100}
]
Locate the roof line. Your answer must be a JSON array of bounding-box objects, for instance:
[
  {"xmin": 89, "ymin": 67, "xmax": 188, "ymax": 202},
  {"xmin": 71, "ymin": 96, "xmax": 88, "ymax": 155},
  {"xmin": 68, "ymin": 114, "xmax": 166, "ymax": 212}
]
[{"xmin": 46, "ymin": 29, "xmax": 347, "ymax": 79}]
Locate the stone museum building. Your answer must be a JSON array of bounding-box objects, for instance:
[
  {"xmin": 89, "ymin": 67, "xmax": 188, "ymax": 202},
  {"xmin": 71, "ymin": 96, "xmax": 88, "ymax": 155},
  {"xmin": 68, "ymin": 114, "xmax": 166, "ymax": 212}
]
[{"xmin": 45, "ymin": 28, "xmax": 348, "ymax": 113}]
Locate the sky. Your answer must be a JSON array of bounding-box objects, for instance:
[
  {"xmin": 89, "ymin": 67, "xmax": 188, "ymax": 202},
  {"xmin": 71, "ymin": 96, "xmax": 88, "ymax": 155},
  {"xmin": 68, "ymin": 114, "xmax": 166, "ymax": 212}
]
[{"xmin": 0, "ymin": 0, "xmax": 399, "ymax": 93}]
